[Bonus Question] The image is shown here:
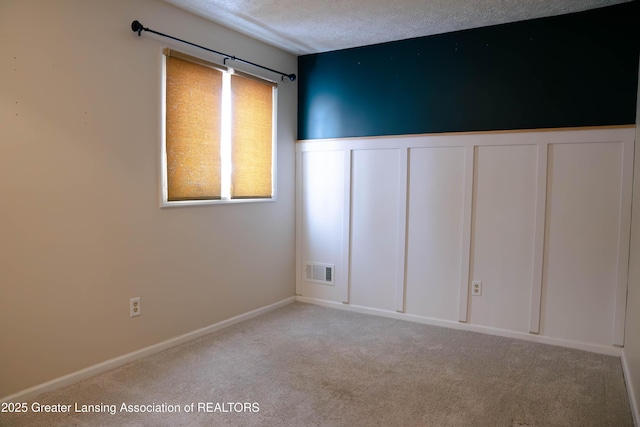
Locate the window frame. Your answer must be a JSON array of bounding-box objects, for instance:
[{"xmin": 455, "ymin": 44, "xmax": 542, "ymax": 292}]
[{"xmin": 160, "ymin": 49, "xmax": 278, "ymax": 207}]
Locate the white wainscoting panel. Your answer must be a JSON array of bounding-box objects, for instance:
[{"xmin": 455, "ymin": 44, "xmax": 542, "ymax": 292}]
[
  {"xmin": 395, "ymin": 148, "xmax": 409, "ymax": 312},
  {"xmin": 299, "ymin": 150, "xmax": 347, "ymax": 302},
  {"xmin": 529, "ymin": 144, "xmax": 549, "ymax": 334},
  {"xmin": 296, "ymin": 127, "xmax": 635, "ymax": 351},
  {"xmin": 349, "ymin": 148, "xmax": 401, "ymax": 311},
  {"xmin": 542, "ymin": 142, "xmax": 625, "ymax": 346},
  {"xmin": 458, "ymin": 145, "xmax": 476, "ymax": 322},
  {"xmin": 614, "ymin": 139, "xmax": 634, "ymax": 346},
  {"xmin": 405, "ymin": 146, "xmax": 466, "ymax": 321},
  {"xmin": 469, "ymin": 144, "xmax": 538, "ymax": 333}
]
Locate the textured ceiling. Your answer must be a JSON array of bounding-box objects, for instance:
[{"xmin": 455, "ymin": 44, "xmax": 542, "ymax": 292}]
[{"xmin": 161, "ymin": 0, "xmax": 630, "ymax": 55}]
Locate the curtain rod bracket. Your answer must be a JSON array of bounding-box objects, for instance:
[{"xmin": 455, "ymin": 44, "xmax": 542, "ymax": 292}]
[{"xmin": 130, "ymin": 20, "xmax": 296, "ymax": 81}]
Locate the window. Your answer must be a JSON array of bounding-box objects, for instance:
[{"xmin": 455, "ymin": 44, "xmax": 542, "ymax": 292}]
[{"xmin": 162, "ymin": 49, "xmax": 276, "ymax": 205}]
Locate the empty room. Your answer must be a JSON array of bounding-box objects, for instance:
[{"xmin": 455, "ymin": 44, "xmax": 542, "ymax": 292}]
[{"xmin": 1, "ymin": 0, "xmax": 639, "ymax": 426}]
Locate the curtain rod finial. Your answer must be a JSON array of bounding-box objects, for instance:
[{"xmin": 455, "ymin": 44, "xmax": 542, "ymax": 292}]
[
  {"xmin": 131, "ymin": 20, "xmax": 144, "ymax": 36},
  {"xmin": 288, "ymin": 74, "xmax": 297, "ymax": 81}
]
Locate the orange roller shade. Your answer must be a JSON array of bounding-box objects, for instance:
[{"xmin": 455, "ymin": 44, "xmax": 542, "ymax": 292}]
[
  {"xmin": 166, "ymin": 56, "xmax": 222, "ymax": 201},
  {"xmin": 230, "ymin": 74, "xmax": 273, "ymax": 199}
]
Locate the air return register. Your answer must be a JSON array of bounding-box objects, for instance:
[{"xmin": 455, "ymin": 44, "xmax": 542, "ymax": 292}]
[{"xmin": 304, "ymin": 263, "xmax": 334, "ymax": 285}]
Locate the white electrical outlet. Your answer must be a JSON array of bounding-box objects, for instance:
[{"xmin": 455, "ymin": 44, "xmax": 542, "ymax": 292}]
[
  {"xmin": 472, "ymin": 281, "xmax": 482, "ymax": 296},
  {"xmin": 130, "ymin": 297, "xmax": 141, "ymax": 317}
]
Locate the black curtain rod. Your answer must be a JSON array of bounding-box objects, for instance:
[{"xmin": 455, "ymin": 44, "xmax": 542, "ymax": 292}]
[{"xmin": 131, "ymin": 20, "xmax": 296, "ymax": 81}]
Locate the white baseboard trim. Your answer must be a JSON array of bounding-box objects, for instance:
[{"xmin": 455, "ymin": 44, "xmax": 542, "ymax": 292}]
[
  {"xmin": 296, "ymin": 296, "xmax": 622, "ymax": 357},
  {"xmin": 1, "ymin": 296, "xmax": 296, "ymax": 403},
  {"xmin": 621, "ymin": 351, "xmax": 639, "ymax": 427}
]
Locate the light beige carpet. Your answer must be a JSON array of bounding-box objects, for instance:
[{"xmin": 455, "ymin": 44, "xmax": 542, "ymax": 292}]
[{"xmin": 0, "ymin": 302, "xmax": 633, "ymax": 426}]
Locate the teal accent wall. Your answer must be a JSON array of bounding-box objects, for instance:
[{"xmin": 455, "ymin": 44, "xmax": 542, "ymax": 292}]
[{"xmin": 298, "ymin": 2, "xmax": 639, "ymax": 140}]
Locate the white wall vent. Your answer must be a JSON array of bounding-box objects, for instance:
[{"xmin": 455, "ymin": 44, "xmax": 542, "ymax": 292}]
[{"xmin": 304, "ymin": 262, "xmax": 334, "ymax": 285}]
